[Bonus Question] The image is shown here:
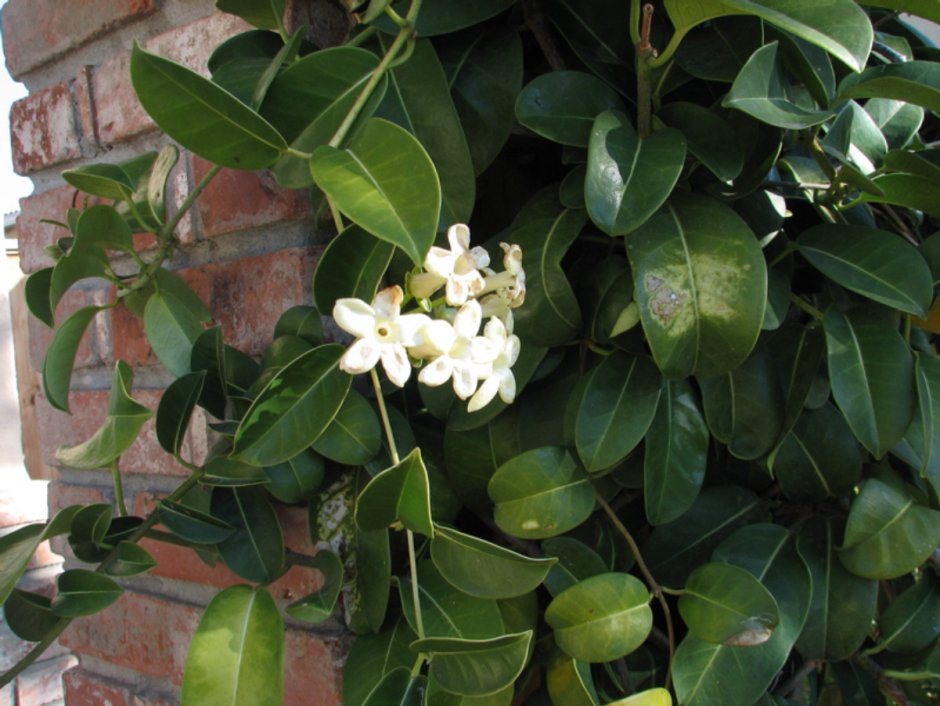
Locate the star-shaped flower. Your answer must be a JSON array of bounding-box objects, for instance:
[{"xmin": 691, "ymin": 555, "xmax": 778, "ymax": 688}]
[
  {"xmin": 418, "ymin": 223, "xmax": 491, "ymax": 306},
  {"xmin": 468, "ymin": 315, "xmax": 521, "ymax": 412},
  {"xmin": 418, "ymin": 299, "xmax": 497, "ymax": 399}
]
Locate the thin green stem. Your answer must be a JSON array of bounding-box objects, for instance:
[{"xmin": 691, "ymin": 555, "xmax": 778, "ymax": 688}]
[
  {"xmin": 110, "ymin": 460, "xmax": 128, "ymax": 516},
  {"xmin": 629, "ymin": 0, "xmax": 641, "ymax": 45},
  {"xmin": 904, "ymin": 314, "xmax": 912, "ymax": 345},
  {"xmin": 346, "ymin": 26, "xmax": 379, "ymax": 48},
  {"xmin": 634, "ymin": 3, "xmax": 656, "ymax": 139},
  {"xmin": 384, "ymin": 4, "xmax": 408, "ymax": 27},
  {"xmin": 371, "ymin": 368, "xmax": 400, "ymax": 465},
  {"xmin": 768, "ymin": 244, "xmax": 796, "ymax": 268},
  {"xmin": 286, "ymin": 147, "xmax": 313, "ymax": 160},
  {"xmin": 595, "ymin": 490, "xmax": 675, "ymax": 690},
  {"xmin": 789, "ymin": 293, "xmax": 825, "ymax": 321}
]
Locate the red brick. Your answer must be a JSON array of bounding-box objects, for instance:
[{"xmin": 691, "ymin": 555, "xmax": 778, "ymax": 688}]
[
  {"xmin": 64, "ymin": 666, "xmax": 131, "ymax": 706},
  {"xmin": 48, "ymin": 482, "xmax": 110, "ymax": 518},
  {"xmin": 284, "ymin": 629, "xmax": 347, "ymax": 706},
  {"xmin": 109, "ymin": 303, "xmax": 158, "ymax": 369},
  {"xmin": 2, "ymin": 0, "xmax": 155, "ymax": 79},
  {"xmin": 193, "ymin": 159, "xmax": 311, "ymax": 239},
  {"xmin": 131, "ymin": 694, "xmax": 177, "ymax": 706},
  {"xmin": 10, "ymin": 81, "xmax": 82, "ymax": 174},
  {"xmin": 75, "ymin": 65, "xmax": 99, "ymax": 147},
  {"xmin": 28, "ymin": 287, "xmax": 110, "ymax": 374},
  {"xmin": 17, "ymin": 186, "xmax": 80, "ymax": 274},
  {"xmin": 15, "ymin": 654, "xmax": 76, "ymax": 705}
]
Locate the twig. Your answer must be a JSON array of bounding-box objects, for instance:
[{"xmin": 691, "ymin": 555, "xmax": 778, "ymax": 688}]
[
  {"xmin": 775, "ymin": 660, "xmax": 820, "ymax": 699},
  {"xmin": 522, "ymin": 0, "xmax": 566, "ymax": 72}
]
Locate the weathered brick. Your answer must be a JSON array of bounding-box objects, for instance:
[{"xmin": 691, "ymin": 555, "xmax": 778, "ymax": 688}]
[
  {"xmin": 63, "ymin": 666, "xmax": 131, "ymax": 706},
  {"xmin": 0, "ymin": 683, "xmax": 11, "ymax": 706},
  {"xmin": 17, "ymin": 186, "xmax": 79, "ymax": 274},
  {"xmin": 15, "ymin": 654, "xmax": 77, "ymax": 705},
  {"xmin": 2, "ymin": 0, "xmax": 155, "ymax": 79},
  {"xmin": 193, "ymin": 158, "xmax": 311, "ymax": 239},
  {"xmin": 284, "ymin": 629, "xmax": 347, "ymax": 706},
  {"xmin": 131, "ymin": 694, "xmax": 177, "ymax": 706},
  {"xmin": 10, "ymin": 81, "xmax": 82, "ymax": 174}
]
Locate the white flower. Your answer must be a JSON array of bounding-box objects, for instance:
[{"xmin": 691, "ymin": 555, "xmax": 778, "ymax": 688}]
[
  {"xmin": 418, "ymin": 299, "xmax": 496, "ymax": 399},
  {"xmin": 468, "ymin": 316, "xmax": 521, "ymax": 413},
  {"xmin": 479, "ymin": 242, "xmax": 525, "ymax": 309},
  {"xmin": 422, "ymin": 224, "xmax": 490, "ymax": 306},
  {"xmin": 333, "ymin": 286, "xmax": 430, "ymax": 387}
]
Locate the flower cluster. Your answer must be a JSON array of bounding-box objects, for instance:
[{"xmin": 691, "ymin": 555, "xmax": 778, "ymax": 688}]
[{"xmin": 333, "ymin": 224, "xmax": 526, "ymax": 412}]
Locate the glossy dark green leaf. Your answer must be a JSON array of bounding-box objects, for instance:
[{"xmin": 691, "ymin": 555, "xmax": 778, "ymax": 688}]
[
  {"xmin": 798, "ymin": 225, "xmax": 932, "ymax": 317},
  {"xmin": 679, "ymin": 562, "xmax": 779, "ymax": 646},
  {"xmin": 212, "ymin": 486, "xmax": 284, "ymax": 584},
  {"xmin": 49, "ymin": 248, "xmax": 108, "ymax": 319},
  {"xmin": 823, "ymin": 308, "xmax": 915, "ymax": 458},
  {"xmin": 585, "ymin": 111, "xmax": 686, "ymax": 236},
  {"xmin": 769, "ymin": 323, "xmax": 825, "ymax": 435},
  {"xmin": 181, "ymin": 585, "xmax": 284, "ymax": 706},
  {"xmin": 627, "ymin": 194, "xmax": 767, "ymax": 379},
  {"xmin": 56, "ymin": 361, "xmax": 153, "ymax": 469},
  {"xmin": 158, "ymin": 499, "xmax": 234, "ymax": 544},
  {"xmin": 839, "ymin": 475, "xmax": 940, "ymax": 579},
  {"xmin": 516, "ymin": 71, "xmax": 626, "ymax": 147},
  {"xmin": 273, "ymin": 306, "xmax": 323, "ymax": 346},
  {"xmin": 864, "ymin": 98, "xmax": 924, "ymax": 149},
  {"xmin": 770, "ymin": 403, "xmax": 862, "ymax": 500},
  {"xmin": 545, "ymin": 650, "xmax": 598, "ymax": 706},
  {"xmin": 901, "ymin": 352, "xmax": 940, "ymax": 475},
  {"xmin": 541, "ymin": 537, "xmax": 608, "ymax": 598},
  {"xmin": 216, "ymin": 0, "xmax": 285, "ymax": 29},
  {"xmin": 263, "ymin": 449, "xmax": 324, "ymax": 504},
  {"xmin": 156, "ymin": 371, "xmax": 206, "ymax": 455},
  {"xmin": 674, "ymin": 16, "xmax": 761, "ymax": 83},
  {"xmin": 379, "ymin": 38, "xmax": 475, "ymax": 226},
  {"xmin": 312, "ymin": 389, "xmax": 382, "ymax": 466},
  {"xmin": 425, "ymin": 675, "xmax": 512, "ymax": 706},
  {"xmin": 42, "ymin": 305, "xmax": 105, "ymax": 412},
  {"xmin": 658, "ymin": 102, "xmax": 743, "ymax": 182},
  {"xmin": 542, "ymin": 0, "xmax": 631, "ymax": 90},
  {"xmin": 362, "ymin": 668, "xmax": 424, "ymax": 706},
  {"xmin": 839, "ymin": 61, "xmax": 940, "ymax": 114},
  {"xmin": 62, "ymin": 162, "xmax": 136, "ymax": 200},
  {"xmin": 202, "ymin": 455, "xmax": 270, "ymax": 487},
  {"xmin": 73, "ymin": 204, "xmax": 135, "ymax": 253},
  {"xmin": 546, "ymin": 572, "xmax": 652, "ymax": 662},
  {"xmin": 286, "ymin": 550, "xmax": 343, "ymax": 623},
  {"xmin": 4, "ymin": 590, "xmax": 59, "ymax": 641},
  {"xmin": 232, "ymin": 344, "xmax": 350, "ymax": 466},
  {"xmin": 724, "ymin": 43, "xmax": 833, "ymax": 129},
  {"xmin": 344, "ymin": 619, "xmax": 418, "ymax": 706},
  {"xmin": 488, "ymin": 446, "xmax": 594, "ymax": 540},
  {"xmin": 130, "ymin": 43, "xmax": 286, "ymax": 169},
  {"xmin": 439, "ymin": 29, "xmax": 522, "ymax": 175},
  {"xmin": 861, "ymin": 173, "xmax": 940, "ymax": 219},
  {"xmin": 430, "ymin": 524, "xmax": 556, "ymax": 599},
  {"xmin": 356, "ymin": 447, "xmax": 433, "ymax": 536},
  {"xmin": 105, "ymin": 541, "xmax": 157, "ymax": 577},
  {"xmin": 822, "ymin": 100, "xmax": 887, "ymax": 175},
  {"xmin": 375, "ymin": 0, "xmax": 516, "ymax": 36},
  {"xmin": 644, "ymin": 380, "xmax": 708, "ymax": 526},
  {"xmin": 575, "ymin": 352, "xmax": 661, "ymax": 472},
  {"xmin": 412, "ymin": 631, "xmax": 532, "ymax": 696},
  {"xmin": 643, "ymin": 486, "xmax": 765, "ymax": 588},
  {"xmin": 0, "ymin": 505, "xmax": 80, "ymax": 606},
  {"xmin": 355, "ymin": 525, "xmax": 391, "ymax": 633},
  {"xmin": 311, "ymin": 118, "xmax": 440, "ymax": 266},
  {"xmin": 144, "ymin": 289, "xmax": 206, "ymax": 377},
  {"xmin": 313, "ymin": 226, "xmax": 394, "ymax": 316},
  {"xmin": 25, "ymin": 267, "xmax": 54, "ymax": 327},
  {"xmin": 794, "ymin": 518, "xmax": 877, "ymax": 661},
  {"xmin": 51, "ymin": 569, "xmax": 123, "ymax": 617},
  {"xmin": 443, "ymin": 411, "xmax": 521, "ymax": 513},
  {"xmin": 879, "ymin": 573, "xmax": 940, "ymax": 654},
  {"xmin": 673, "ymin": 524, "xmax": 811, "ymax": 706},
  {"xmin": 508, "ymin": 210, "xmax": 584, "ymax": 346},
  {"xmin": 68, "ymin": 504, "xmax": 112, "ymax": 549},
  {"xmin": 699, "ymin": 339, "xmax": 785, "ymax": 460}
]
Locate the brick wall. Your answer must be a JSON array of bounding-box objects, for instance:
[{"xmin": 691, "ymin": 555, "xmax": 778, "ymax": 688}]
[{"xmin": 3, "ymin": 1, "xmax": 345, "ymax": 703}]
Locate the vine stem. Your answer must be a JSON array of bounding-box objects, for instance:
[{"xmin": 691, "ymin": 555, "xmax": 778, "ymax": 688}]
[
  {"xmin": 109, "ymin": 460, "xmax": 128, "ymax": 516},
  {"xmin": 789, "ymin": 293, "xmax": 825, "ymax": 321},
  {"xmin": 369, "ymin": 368, "xmax": 425, "ymax": 641},
  {"xmin": 595, "ymin": 490, "xmax": 675, "ymax": 690},
  {"xmin": 635, "ymin": 3, "xmax": 656, "ymax": 138},
  {"xmin": 0, "ymin": 468, "xmax": 205, "ymax": 689}
]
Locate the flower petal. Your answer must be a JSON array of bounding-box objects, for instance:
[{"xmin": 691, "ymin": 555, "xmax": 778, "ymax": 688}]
[
  {"xmin": 396, "ymin": 313, "xmax": 432, "ymax": 346},
  {"xmin": 452, "ymin": 362, "xmax": 479, "ymax": 399},
  {"xmin": 468, "ymin": 375, "xmax": 500, "ymax": 413},
  {"xmin": 504, "ymin": 335, "xmax": 521, "ymax": 367},
  {"xmin": 469, "ymin": 246, "xmax": 490, "ymax": 270},
  {"xmin": 340, "ymin": 338, "xmax": 380, "ymax": 375},
  {"xmin": 410, "ymin": 271, "xmax": 446, "ymax": 299},
  {"xmin": 454, "ymin": 300, "xmax": 482, "ymax": 340},
  {"xmin": 425, "ymin": 246, "xmax": 456, "ymax": 277},
  {"xmin": 419, "ymin": 356, "xmax": 454, "ymax": 387},
  {"xmin": 497, "ymin": 369, "xmax": 517, "ymax": 404},
  {"xmin": 445, "ymin": 276, "xmax": 471, "ymax": 306},
  {"xmin": 373, "ymin": 285, "xmax": 404, "ymax": 319},
  {"xmin": 333, "ymin": 298, "xmax": 376, "ymax": 338},
  {"xmin": 410, "ymin": 319, "xmax": 455, "ymax": 359},
  {"xmin": 380, "ymin": 343, "xmax": 412, "ymax": 387},
  {"xmin": 448, "ymin": 223, "xmax": 472, "ymax": 254}
]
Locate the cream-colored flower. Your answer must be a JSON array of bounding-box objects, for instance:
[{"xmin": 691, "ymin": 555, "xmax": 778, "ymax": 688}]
[
  {"xmin": 333, "ymin": 286, "xmax": 430, "ymax": 387},
  {"xmin": 468, "ymin": 316, "xmax": 521, "ymax": 412},
  {"xmin": 418, "ymin": 299, "xmax": 496, "ymax": 399},
  {"xmin": 422, "ymin": 224, "xmax": 490, "ymax": 306},
  {"xmin": 479, "ymin": 242, "xmax": 525, "ymax": 309}
]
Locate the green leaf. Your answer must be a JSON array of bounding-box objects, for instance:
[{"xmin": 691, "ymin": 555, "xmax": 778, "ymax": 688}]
[
  {"xmin": 770, "ymin": 403, "xmax": 862, "ymax": 500},
  {"xmin": 362, "ymin": 669, "xmax": 425, "ymax": 706},
  {"xmin": 56, "ymin": 361, "xmax": 153, "ymax": 469},
  {"xmin": 212, "ymin": 486, "xmax": 284, "ymax": 584},
  {"xmin": 545, "ymin": 650, "xmax": 598, "ymax": 706},
  {"xmin": 311, "ymin": 118, "xmax": 440, "ymax": 266},
  {"xmin": 25, "ymin": 267, "xmax": 54, "ymax": 327},
  {"xmin": 4, "ymin": 590, "xmax": 59, "ymax": 641},
  {"xmin": 263, "ymin": 449, "xmax": 324, "ymax": 504},
  {"xmin": 430, "ymin": 525, "xmax": 557, "ymax": 599},
  {"xmin": 42, "ymin": 305, "xmax": 105, "ymax": 412},
  {"xmin": 146, "ymin": 144, "xmax": 179, "ymax": 225},
  {"xmin": 674, "ymin": 16, "xmax": 761, "ymax": 83},
  {"xmin": 723, "ymin": 43, "xmax": 833, "ymax": 130},
  {"xmin": 658, "ymin": 102, "xmax": 744, "ymax": 182},
  {"xmin": 798, "ymin": 225, "xmax": 933, "ymax": 317},
  {"xmin": 411, "ymin": 631, "xmax": 532, "ymax": 696},
  {"xmin": 644, "ymin": 379, "xmax": 708, "ymax": 525},
  {"xmin": 901, "ymin": 352, "xmax": 940, "ymax": 475},
  {"xmin": 216, "ymin": 0, "xmax": 285, "ymax": 29},
  {"xmin": 516, "ymin": 71, "xmax": 626, "ymax": 147},
  {"xmin": 357, "ymin": 527, "xmax": 391, "ymax": 633},
  {"xmin": 861, "ymin": 173, "xmax": 940, "ymax": 219},
  {"xmin": 839, "ymin": 61, "xmax": 940, "ymax": 114},
  {"xmin": 425, "ymin": 675, "xmax": 513, "ymax": 706},
  {"xmin": 343, "ymin": 619, "xmax": 418, "ymax": 706},
  {"xmin": 0, "ymin": 505, "xmax": 80, "ymax": 606},
  {"xmin": 864, "ymin": 98, "xmax": 924, "ymax": 150},
  {"xmin": 769, "ymin": 322, "xmax": 825, "ymax": 435},
  {"xmin": 156, "ymin": 371, "xmax": 205, "ymax": 455},
  {"xmin": 679, "ymin": 562, "xmax": 780, "ymax": 646},
  {"xmin": 839, "ymin": 475, "xmax": 940, "ymax": 579},
  {"xmin": 626, "ymin": 194, "xmax": 767, "ymax": 379},
  {"xmin": 74, "ymin": 204, "xmax": 135, "ymax": 252},
  {"xmin": 605, "ymin": 689, "xmax": 673, "ymax": 706},
  {"xmin": 546, "ymin": 573, "xmax": 652, "ymax": 663},
  {"xmin": 794, "ymin": 518, "xmax": 878, "ymax": 661},
  {"xmin": 130, "ymin": 43, "xmax": 286, "ymax": 169},
  {"xmin": 823, "ymin": 308, "xmax": 915, "ymax": 458},
  {"xmin": 879, "ymin": 573, "xmax": 940, "ymax": 654},
  {"xmin": 699, "ymin": 339, "xmax": 785, "ymax": 460},
  {"xmin": 586, "ymin": 111, "xmax": 686, "ymax": 236},
  {"xmin": 62, "ymin": 162, "xmax": 136, "ymax": 200},
  {"xmin": 181, "ymin": 585, "xmax": 284, "ymax": 706},
  {"xmin": 158, "ymin": 499, "xmax": 234, "ymax": 544},
  {"xmin": 378, "ymin": 38, "xmax": 475, "ymax": 227},
  {"xmin": 286, "ymin": 550, "xmax": 343, "ymax": 623},
  {"xmin": 202, "ymin": 455, "xmax": 270, "ymax": 487},
  {"xmin": 51, "ymin": 569, "xmax": 123, "ymax": 617},
  {"xmin": 375, "ymin": 0, "xmax": 516, "ymax": 36},
  {"xmin": 673, "ymin": 525, "xmax": 811, "ymax": 706},
  {"xmin": 144, "ymin": 289, "xmax": 206, "ymax": 377},
  {"xmin": 542, "ymin": 537, "xmax": 609, "ymax": 598},
  {"xmin": 439, "ymin": 29, "xmax": 523, "ymax": 175},
  {"xmin": 575, "ymin": 352, "xmax": 661, "ymax": 472},
  {"xmin": 49, "ymin": 250, "xmax": 108, "ymax": 317},
  {"xmin": 232, "ymin": 344, "xmax": 350, "ymax": 466},
  {"xmin": 509, "ymin": 210, "xmax": 585, "ymax": 346},
  {"xmin": 822, "ymin": 101, "xmax": 888, "ymax": 175},
  {"xmin": 312, "ymin": 389, "xmax": 381, "ymax": 466},
  {"xmin": 273, "ymin": 306, "xmax": 323, "ymax": 345},
  {"xmin": 313, "ymin": 226, "xmax": 394, "ymax": 316},
  {"xmin": 105, "ymin": 541, "xmax": 158, "ymax": 577},
  {"xmin": 355, "ymin": 447, "xmax": 434, "ymax": 537},
  {"xmin": 488, "ymin": 446, "xmax": 595, "ymax": 539}
]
